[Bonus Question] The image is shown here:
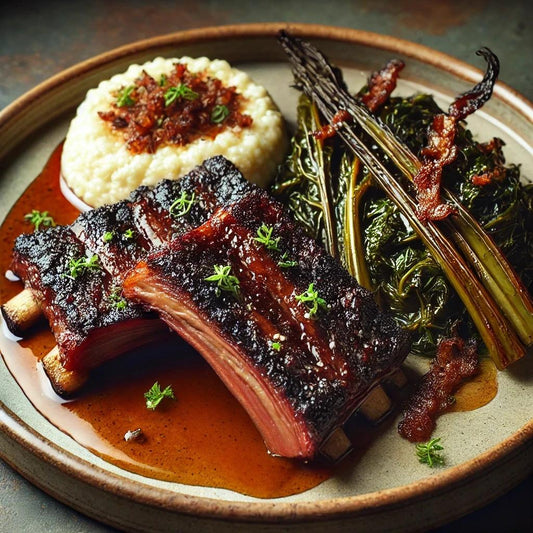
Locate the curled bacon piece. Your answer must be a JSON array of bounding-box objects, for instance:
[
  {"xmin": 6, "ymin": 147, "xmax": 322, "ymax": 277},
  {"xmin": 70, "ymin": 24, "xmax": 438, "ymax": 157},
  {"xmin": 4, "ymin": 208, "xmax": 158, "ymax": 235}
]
[
  {"xmin": 449, "ymin": 48, "xmax": 500, "ymax": 121},
  {"xmin": 471, "ymin": 137, "xmax": 507, "ymax": 186},
  {"xmin": 311, "ymin": 108, "xmax": 351, "ymax": 140},
  {"xmin": 312, "ymin": 58, "xmax": 405, "ymax": 141},
  {"xmin": 413, "ymin": 48, "xmax": 500, "ymax": 221},
  {"xmin": 398, "ymin": 333, "xmax": 479, "ymax": 442},
  {"xmin": 361, "ymin": 59, "xmax": 405, "ymax": 113},
  {"xmin": 414, "ymin": 114, "xmax": 458, "ymax": 221}
]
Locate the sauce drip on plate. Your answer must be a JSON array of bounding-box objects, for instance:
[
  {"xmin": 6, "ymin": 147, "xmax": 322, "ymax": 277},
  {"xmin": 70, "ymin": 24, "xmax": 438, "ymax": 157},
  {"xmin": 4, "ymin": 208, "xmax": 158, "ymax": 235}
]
[
  {"xmin": 449, "ymin": 358, "xmax": 498, "ymax": 412},
  {"xmin": 0, "ymin": 145, "xmax": 331, "ymax": 498}
]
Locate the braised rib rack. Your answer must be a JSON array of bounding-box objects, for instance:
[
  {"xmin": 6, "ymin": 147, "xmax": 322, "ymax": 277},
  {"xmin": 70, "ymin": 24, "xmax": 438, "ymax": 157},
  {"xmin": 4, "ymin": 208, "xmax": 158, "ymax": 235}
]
[
  {"xmin": 123, "ymin": 186, "xmax": 411, "ymax": 459},
  {"xmin": 5, "ymin": 155, "xmax": 410, "ymax": 460},
  {"xmin": 8, "ymin": 156, "xmax": 254, "ymax": 394}
]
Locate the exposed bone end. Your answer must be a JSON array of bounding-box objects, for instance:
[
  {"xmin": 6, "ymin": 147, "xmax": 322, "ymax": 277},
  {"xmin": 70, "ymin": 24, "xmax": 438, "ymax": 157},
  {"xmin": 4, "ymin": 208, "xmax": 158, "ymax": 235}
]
[
  {"xmin": 1, "ymin": 288, "xmax": 42, "ymax": 336},
  {"xmin": 41, "ymin": 346, "xmax": 88, "ymax": 397},
  {"xmin": 320, "ymin": 426, "xmax": 352, "ymax": 463},
  {"xmin": 358, "ymin": 385, "xmax": 392, "ymax": 424},
  {"xmin": 385, "ymin": 368, "xmax": 408, "ymax": 388}
]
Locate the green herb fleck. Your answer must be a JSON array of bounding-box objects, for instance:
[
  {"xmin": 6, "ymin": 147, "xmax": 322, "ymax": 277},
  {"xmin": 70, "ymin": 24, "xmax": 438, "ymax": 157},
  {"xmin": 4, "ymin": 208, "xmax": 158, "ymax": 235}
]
[
  {"xmin": 295, "ymin": 283, "xmax": 327, "ymax": 317},
  {"xmin": 24, "ymin": 210, "xmax": 56, "ymax": 231},
  {"xmin": 158, "ymin": 73, "xmax": 167, "ymax": 87},
  {"xmin": 169, "ymin": 191, "xmax": 195, "ymax": 217},
  {"xmin": 123, "ymin": 228, "xmax": 135, "ymax": 240},
  {"xmin": 164, "ymin": 84, "xmax": 199, "ymax": 106},
  {"xmin": 116, "ymin": 86, "xmax": 135, "ymax": 107},
  {"xmin": 271, "ymin": 341, "xmax": 281, "ymax": 351},
  {"xmin": 144, "ymin": 382, "xmax": 175, "ymax": 410},
  {"xmin": 416, "ymin": 437, "xmax": 445, "ymax": 467},
  {"xmin": 254, "ymin": 223, "xmax": 281, "ymax": 252},
  {"xmin": 205, "ymin": 264, "xmax": 240, "ymax": 298},
  {"xmin": 211, "ymin": 104, "xmax": 230, "ymax": 124},
  {"xmin": 278, "ymin": 252, "xmax": 298, "ymax": 268},
  {"xmin": 63, "ymin": 254, "xmax": 100, "ymax": 280},
  {"xmin": 102, "ymin": 231, "xmax": 114, "ymax": 243},
  {"xmin": 108, "ymin": 286, "xmax": 127, "ymax": 310}
]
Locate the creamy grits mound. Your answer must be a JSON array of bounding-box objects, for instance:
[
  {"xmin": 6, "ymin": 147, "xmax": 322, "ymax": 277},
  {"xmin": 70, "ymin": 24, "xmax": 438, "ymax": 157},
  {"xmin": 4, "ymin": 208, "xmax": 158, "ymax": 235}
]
[{"xmin": 61, "ymin": 56, "xmax": 288, "ymax": 207}]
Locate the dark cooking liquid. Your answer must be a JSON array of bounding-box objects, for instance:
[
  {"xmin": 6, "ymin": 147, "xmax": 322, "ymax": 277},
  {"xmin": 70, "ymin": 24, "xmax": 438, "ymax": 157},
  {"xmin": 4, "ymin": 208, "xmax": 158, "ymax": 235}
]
[{"xmin": 0, "ymin": 145, "xmax": 331, "ymax": 498}]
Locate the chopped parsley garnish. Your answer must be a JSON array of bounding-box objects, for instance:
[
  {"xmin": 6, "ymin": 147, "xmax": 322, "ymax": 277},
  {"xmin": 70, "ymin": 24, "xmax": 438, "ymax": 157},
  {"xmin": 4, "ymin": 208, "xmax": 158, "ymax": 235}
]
[
  {"xmin": 108, "ymin": 286, "xmax": 127, "ymax": 310},
  {"xmin": 254, "ymin": 223, "xmax": 281, "ymax": 252},
  {"xmin": 158, "ymin": 73, "xmax": 167, "ymax": 87},
  {"xmin": 278, "ymin": 252, "xmax": 298, "ymax": 268},
  {"xmin": 116, "ymin": 85, "xmax": 135, "ymax": 107},
  {"xmin": 63, "ymin": 254, "xmax": 100, "ymax": 280},
  {"xmin": 211, "ymin": 104, "xmax": 230, "ymax": 124},
  {"xmin": 144, "ymin": 382, "xmax": 175, "ymax": 410},
  {"xmin": 415, "ymin": 437, "xmax": 445, "ymax": 467},
  {"xmin": 123, "ymin": 228, "xmax": 135, "ymax": 240},
  {"xmin": 164, "ymin": 84, "xmax": 199, "ymax": 106},
  {"xmin": 295, "ymin": 283, "xmax": 327, "ymax": 317},
  {"xmin": 169, "ymin": 191, "xmax": 195, "ymax": 217},
  {"xmin": 102, "ymin": 231, "xmax": 114, "ymax": 243},
  {"xmin": 205, "ymin": 264, "xmax": 240, "ymax": 298},
  {"xmin": 24, "ymin": 210, "xmax": 56, "ymax": 231},
  {"xmin": 270, "ymin": 333, "xmax": 285, "ymax": 351}
]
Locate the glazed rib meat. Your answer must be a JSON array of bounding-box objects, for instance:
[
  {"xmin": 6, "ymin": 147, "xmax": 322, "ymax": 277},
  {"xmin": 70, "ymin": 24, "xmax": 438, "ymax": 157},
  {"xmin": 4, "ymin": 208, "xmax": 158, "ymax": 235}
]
[
  {"xmin": 123, "ymin": 188, "xmax": 411, "ymax": 459},
  {"xmin": 9, "ymin": 156, "xmax": 254, "ymax": 394},
  {"xmin": 11, "ymin": 225, "xmax": 163, "ymax": 375}
]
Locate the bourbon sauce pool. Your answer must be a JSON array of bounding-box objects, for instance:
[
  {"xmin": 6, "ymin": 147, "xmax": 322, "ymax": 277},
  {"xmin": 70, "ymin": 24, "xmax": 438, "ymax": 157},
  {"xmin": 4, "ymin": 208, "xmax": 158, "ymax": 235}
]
[{"xmin": 0, "ymin": 145, "xmax": 498, "ymax": 498}]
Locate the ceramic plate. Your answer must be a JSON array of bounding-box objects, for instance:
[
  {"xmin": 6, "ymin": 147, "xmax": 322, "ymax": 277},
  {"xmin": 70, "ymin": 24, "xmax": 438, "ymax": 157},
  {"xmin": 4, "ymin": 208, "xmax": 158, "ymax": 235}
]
[{"xmin": 0, "ymin": 23, "xmax": 532, "ymax": 532}]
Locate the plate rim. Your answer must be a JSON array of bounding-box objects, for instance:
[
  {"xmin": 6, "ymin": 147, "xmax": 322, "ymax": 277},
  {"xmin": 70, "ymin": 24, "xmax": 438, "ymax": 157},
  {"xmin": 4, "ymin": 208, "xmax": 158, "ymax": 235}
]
[
  {"xmin": 2, "ymin": 22, "xmax": 532, "ymax": 133},
  {"xmin": 1, "ymin": 22, "xmax": 532, "ymax": 527}
]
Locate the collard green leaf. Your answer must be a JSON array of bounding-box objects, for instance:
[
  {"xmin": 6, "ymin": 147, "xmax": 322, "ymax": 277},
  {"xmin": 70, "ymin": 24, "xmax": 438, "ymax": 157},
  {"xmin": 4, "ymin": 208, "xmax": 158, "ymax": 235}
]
[{"xmin": 275, "ymin": 91, "xmax": 532, "ymax": 359}]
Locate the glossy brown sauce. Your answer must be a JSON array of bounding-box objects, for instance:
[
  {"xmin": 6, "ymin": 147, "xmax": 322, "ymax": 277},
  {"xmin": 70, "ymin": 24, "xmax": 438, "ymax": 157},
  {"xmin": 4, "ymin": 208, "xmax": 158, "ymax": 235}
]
[
  {"xmin": 0, "ymin": 145, "xmax": 331, "ymax": 498},
  {"xmin": 448, "ymin": 358, "xmax": 498, "ymax": 412}
]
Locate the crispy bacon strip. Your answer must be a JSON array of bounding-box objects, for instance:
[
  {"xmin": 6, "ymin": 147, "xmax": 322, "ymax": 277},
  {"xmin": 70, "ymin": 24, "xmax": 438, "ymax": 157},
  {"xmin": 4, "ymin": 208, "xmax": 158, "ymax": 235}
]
[
  {"xmin": 471, "ymin": 137, "xmax": 507, "ymax": 186},
  {"xmin": 361, "ymin": 59, "xmax": 405, "ymax": 113},
  {"xmin": 413, "ymin": 114, "xmax": 458, "ymax": 221},
  {"xmin": 398, "ymin": 333, "xmax": 479, "ymax": 442},
  {"xmin": 311, "ymin": 109, "xmax": 351, "ymax": 140},
  {"xmin": 413, "ymin": 48, "xmax": 500, "ymax": 221},
  {"xmin": 312, "ymin": 59, "xmax": 404, "ymax": 141}
]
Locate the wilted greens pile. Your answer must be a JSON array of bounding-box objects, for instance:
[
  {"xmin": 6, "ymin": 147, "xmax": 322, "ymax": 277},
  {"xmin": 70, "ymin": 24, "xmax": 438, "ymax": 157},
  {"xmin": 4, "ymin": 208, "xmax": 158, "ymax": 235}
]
[{"xmin": 273, "ymin": 92, "xmax": 533, "ymax": 358}]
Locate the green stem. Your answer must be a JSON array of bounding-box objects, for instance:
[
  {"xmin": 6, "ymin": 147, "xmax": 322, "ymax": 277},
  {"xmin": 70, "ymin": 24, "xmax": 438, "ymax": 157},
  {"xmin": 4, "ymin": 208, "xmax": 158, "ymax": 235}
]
[{"xmin": 344, "ymin": 161, "xmax": 372, "ymax": 289}]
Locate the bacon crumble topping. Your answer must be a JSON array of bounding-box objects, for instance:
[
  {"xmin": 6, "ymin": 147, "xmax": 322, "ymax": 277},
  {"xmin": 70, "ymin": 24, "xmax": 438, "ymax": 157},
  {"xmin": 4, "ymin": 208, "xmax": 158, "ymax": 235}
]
[
  {"xmin": 98, "ymin": 63, "xmax": 253, "ymax": 154},
  {"xmin": 411, "ymin": 47, "xmax": 499, "ymax": 221},
  {"xmin": 311, "ymin": 109, "xmax": 351, "ymax": 140},
  {"xmin": 470, "ymin": 137, "xmax": 507, "ymax": 186}
]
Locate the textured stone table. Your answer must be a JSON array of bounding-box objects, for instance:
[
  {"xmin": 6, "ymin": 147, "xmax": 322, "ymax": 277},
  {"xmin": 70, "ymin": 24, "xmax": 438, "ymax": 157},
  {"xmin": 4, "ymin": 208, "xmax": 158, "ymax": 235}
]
[{"xmin": 1, "ymin": 1, "xmax": 531, "ymax": 531}]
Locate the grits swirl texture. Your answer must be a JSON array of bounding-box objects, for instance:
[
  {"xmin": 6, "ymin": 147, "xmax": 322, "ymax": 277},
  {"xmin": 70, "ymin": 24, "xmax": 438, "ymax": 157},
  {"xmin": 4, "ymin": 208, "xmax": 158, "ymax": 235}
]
[{"xmin": 61, "ymin": 56, "xmax": 287, "ymax": 208}]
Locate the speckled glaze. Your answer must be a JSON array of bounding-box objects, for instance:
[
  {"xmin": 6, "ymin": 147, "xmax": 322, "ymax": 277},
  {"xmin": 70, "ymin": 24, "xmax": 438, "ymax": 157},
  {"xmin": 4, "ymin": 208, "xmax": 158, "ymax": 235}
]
[{"xmin": 0, "ymin": 24, "xmax": 532, "ymax": 532}]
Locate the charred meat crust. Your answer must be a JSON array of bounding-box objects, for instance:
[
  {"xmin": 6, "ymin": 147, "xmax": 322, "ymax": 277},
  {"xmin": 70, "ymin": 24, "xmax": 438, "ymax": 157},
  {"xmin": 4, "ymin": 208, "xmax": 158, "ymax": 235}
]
[
  {"xmin": 124, "ymin": 188, "xmax": 411, "ymax": 458},
  {"xmin": 12, "ymin": 226, "xmax": 148, "ymax": 371},
  {"xmin": 10, "ymin": 156, "xmax": 255, "ymax": 377},
  {"xmin": 71, "ymin": 200, "xmax": 150, "ymax": 277},
  {"xmin": 129, "ymin": 155, "xmax": 254, "ymax": 244}
]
